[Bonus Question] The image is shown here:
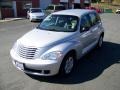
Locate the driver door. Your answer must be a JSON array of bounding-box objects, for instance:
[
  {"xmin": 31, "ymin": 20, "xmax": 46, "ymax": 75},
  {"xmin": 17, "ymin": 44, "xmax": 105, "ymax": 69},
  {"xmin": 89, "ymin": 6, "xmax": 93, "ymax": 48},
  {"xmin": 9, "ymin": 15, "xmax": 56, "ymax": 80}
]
[{"xmin": 79, "ymin": 14, "xmax": 94, "ymax": 54}]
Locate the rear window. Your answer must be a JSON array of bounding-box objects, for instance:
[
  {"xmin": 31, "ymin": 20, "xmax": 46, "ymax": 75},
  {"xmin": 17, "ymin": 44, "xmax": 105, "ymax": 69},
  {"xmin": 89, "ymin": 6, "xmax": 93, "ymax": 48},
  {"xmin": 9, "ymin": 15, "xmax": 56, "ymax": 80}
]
[{"xmin": 55, "ymin": 6, "xmax": 65, "ymax": 10}]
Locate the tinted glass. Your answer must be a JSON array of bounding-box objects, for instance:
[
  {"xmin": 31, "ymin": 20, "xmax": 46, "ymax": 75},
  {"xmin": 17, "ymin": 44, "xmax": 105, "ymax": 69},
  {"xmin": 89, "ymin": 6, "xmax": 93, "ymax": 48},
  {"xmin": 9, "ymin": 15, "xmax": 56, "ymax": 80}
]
[
  {"xmin": 95, "ymin": 13, "xmax": 101, "ymax": 23},
  {"xmin": 80, "ymin": 15, "xmax": 91, "ymax": 32},
  {"xmin": 89, "ymin": 13, "xmax": 96, "ymax": 26},
  {"xmin": 37, "ymin": 15, "xmax": 79, "ymax": 32},
  {"xmin": 89, "ymin": 13, "xmax": 100, "ymax": 26}
]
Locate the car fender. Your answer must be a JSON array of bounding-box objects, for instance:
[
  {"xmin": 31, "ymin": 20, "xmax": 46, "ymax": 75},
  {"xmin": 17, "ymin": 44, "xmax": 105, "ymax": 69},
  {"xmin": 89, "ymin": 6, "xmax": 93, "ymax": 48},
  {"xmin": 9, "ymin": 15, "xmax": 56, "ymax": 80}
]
[{"xmin": 41, "ymin": 41, "xmax": 82, "ymax": 60}]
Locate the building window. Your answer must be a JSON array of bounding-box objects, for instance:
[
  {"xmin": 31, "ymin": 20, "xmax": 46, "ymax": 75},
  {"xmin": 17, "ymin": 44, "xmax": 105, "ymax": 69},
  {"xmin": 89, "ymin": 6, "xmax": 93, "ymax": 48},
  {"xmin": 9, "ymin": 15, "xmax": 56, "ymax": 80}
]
[
  {"xmin": 60, "ymin": 2, "xmax": 68, "ymax": 9},
  {"xmin": 74, "ymin": 3, "xmax": 81, "ymax": 9},
  {"xmin": 0, "ymin": 2, "xmax": 12, "ymax": 8}
]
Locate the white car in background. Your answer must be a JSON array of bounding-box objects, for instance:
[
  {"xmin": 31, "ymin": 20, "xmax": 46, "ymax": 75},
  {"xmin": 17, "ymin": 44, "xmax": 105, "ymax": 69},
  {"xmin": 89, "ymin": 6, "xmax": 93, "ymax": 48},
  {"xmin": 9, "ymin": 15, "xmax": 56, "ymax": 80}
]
[
  {"xmin": 116, "ymin": 8, "xmax": 120, "ymax": 14},
  {"xmin": 27, "ymin": 8, "xmax": 46, "ymax": 22}
]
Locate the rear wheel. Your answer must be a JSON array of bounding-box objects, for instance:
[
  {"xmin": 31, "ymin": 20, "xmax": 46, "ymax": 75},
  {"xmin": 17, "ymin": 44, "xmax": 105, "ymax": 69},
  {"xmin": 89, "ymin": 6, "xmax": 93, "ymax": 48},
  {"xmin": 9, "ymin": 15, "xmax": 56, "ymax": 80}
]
[
  {"xmin": 59, "ymin": 53, "xmax": 76, "ymax": 76},
  {"xmin": 97, "ymin": 35, "xmax": 103, "ymax": 48}
]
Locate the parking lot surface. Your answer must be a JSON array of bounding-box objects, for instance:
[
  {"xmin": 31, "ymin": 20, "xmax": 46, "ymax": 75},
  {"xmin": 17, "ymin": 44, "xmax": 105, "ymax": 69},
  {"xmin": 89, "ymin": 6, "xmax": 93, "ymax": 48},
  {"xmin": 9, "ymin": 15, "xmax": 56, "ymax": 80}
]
[{"xmin": 0, "ymin": 14, "xmax": 120, "ymax": 90}]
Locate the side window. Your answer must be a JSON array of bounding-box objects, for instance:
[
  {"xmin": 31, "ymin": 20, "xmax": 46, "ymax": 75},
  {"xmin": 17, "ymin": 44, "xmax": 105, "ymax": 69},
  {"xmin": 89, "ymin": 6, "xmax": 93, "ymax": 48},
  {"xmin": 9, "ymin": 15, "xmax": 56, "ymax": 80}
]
[
  {"xmin": 89, "ymin": 13, "xmax": 101, "ymax": 26},
  {"xmin": 80, "ymin": 15, "xmax": 91, "ymax": 32},
  {"xmin": 89, "ymin": 13, "xmax": 96, "ymax": 26},
  {"xmin": 96, "ymin": 13, "xmax": 101, "ymax": 23}
]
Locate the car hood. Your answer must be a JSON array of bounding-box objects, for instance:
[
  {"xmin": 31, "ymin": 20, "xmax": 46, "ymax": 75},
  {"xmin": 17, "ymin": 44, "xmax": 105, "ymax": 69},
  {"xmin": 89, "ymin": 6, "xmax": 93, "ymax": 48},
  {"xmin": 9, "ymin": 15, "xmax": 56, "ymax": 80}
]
[
  {"xmin": 30, "ymin": 13, "xmax": 44, "ymax": 16},
  {"xmin": 19, "ymin": 28, "xmax": 75, "ymax": 48}
]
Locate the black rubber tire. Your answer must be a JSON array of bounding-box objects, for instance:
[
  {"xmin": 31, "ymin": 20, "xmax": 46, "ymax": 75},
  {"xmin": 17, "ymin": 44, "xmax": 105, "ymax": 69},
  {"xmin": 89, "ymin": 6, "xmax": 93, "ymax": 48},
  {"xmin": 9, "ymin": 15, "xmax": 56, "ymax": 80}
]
[
  {"xmin": 97, "ymin": 35, "xmax": 103, "ymax": 48},
  {"xmin": 59, "ymin": 53, "xmax": 76, "ymax": 77}
]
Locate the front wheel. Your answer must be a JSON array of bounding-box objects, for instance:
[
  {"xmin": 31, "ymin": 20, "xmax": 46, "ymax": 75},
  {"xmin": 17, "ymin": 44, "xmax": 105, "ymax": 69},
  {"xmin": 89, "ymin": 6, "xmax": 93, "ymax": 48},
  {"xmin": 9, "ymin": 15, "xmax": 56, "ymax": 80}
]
[{"xmin": 59, "ymin": 53, "xmax": 76, "ymax": 76}]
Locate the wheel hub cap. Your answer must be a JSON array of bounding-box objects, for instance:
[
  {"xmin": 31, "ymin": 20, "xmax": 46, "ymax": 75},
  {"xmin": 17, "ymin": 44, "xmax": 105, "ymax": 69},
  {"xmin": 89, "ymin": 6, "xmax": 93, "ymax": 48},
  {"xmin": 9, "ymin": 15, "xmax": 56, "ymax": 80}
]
[{"xmin": 64, "ymin": 57, "xmax": 74, "ymax": 74}]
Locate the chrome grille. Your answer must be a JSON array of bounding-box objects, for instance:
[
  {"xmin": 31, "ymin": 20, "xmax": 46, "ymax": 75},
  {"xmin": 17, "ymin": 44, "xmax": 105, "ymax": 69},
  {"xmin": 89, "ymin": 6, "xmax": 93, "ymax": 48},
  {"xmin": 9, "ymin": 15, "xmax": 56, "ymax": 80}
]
[{"xmin": 17, "ymin": 45, "xmax": 38, "ymax": 59}]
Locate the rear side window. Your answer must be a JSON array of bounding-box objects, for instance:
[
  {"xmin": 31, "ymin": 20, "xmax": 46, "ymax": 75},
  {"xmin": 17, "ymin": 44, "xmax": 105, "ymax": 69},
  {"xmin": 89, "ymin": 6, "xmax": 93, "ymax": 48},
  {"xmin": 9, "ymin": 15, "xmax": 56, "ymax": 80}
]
[
  {"xmin": 89, "ymin": 13, "xmax": 101, "ymax": 26},
  {"xmin": 96, "ymin": 13, "xmax": 101, "ymax": 23}
]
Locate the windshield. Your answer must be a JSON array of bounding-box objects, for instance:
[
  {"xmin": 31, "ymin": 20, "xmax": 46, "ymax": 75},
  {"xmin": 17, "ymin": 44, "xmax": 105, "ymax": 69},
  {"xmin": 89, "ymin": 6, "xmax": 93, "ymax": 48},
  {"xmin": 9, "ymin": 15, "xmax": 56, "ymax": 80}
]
[
  {"xmin": 31, "ymin": 9, "xmax": 42, "ymax": 13},
  {"xmin": 37, "ymin": 15, "xmax": 79, "ymax": 32}
]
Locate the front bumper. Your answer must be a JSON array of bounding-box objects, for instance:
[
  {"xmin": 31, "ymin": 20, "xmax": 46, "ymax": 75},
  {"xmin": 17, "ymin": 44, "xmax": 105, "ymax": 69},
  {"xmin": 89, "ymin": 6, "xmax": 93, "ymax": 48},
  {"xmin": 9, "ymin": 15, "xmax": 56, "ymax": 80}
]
[
  {"xmin": 30, "ymin": 16, "xmax": 44, "ymax": 21},
  {"xmin": 10, "ymin": 49, "xmax": 62, "ymax": 76}
]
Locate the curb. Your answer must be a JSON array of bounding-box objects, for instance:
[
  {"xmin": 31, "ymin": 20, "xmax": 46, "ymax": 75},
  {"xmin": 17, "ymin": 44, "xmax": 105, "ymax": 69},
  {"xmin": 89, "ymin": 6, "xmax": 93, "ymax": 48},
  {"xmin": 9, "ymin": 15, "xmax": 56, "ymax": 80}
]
[{"xmin": 0, "ymin": 18, "xmax": 25, "ymax": 23}]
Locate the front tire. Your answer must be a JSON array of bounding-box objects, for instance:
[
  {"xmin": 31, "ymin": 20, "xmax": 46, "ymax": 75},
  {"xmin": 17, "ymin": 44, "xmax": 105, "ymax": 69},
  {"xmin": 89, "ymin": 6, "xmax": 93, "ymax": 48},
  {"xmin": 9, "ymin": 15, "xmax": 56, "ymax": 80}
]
[{"xmin": 59, "ymin": 53, "xmax": 76, "ymax": 76}]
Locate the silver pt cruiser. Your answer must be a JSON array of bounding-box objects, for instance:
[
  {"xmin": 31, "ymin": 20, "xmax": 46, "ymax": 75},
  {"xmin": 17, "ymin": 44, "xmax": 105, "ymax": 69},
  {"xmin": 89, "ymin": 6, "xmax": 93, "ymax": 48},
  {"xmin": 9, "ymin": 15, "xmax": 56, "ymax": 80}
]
[{"xmin": 10, "ymin": 9, "xmax": 104, "ymax": 76}]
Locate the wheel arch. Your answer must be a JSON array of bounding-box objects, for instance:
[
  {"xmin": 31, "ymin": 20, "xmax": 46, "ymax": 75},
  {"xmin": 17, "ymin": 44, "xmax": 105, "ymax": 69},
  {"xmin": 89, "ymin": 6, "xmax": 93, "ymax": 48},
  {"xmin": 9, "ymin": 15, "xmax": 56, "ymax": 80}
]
[
  {"xmin": 63, "ymin": 49, "xmax": 77, "ymax": 61},
  {"xmin": 58, "ymin": 49, "xmax": 77, "ymax": 76}
]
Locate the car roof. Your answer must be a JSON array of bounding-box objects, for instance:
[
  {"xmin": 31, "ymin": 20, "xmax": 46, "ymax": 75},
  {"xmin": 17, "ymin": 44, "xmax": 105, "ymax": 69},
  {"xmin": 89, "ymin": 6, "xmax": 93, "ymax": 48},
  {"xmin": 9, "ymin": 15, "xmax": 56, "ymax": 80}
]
[{"xmin": 52, "ymin": 9, "xmax": 96, "ymax": 18}]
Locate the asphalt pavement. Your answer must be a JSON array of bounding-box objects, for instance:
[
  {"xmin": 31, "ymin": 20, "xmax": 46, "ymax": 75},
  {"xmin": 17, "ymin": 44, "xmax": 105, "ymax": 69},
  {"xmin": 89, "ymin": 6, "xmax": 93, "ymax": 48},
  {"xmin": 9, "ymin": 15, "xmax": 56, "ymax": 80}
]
[{"xmin": 0, "ymin": 14, "xmax": 120, "ymax": 90}]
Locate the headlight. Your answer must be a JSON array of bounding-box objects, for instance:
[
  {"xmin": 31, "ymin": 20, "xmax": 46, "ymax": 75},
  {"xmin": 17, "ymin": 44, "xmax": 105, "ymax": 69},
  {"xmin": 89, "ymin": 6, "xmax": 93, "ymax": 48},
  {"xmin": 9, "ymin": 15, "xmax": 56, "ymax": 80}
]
[
  {"xmin": 41, "ymin": 51, "xmax": 63, "ymax": 60},
  {"xmin": 12, "ymin": 41, "xmax": 18, "ymax": 51}
]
